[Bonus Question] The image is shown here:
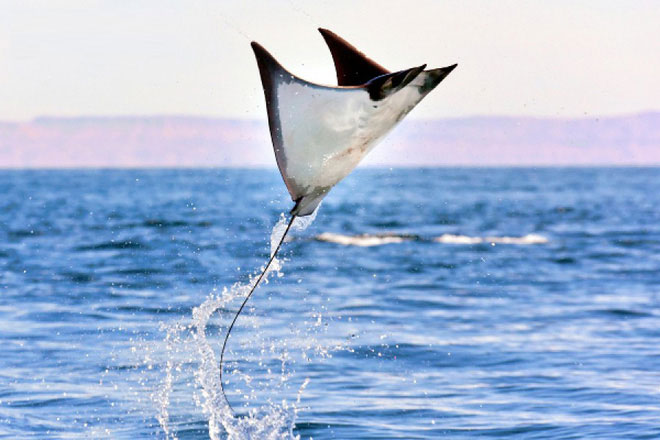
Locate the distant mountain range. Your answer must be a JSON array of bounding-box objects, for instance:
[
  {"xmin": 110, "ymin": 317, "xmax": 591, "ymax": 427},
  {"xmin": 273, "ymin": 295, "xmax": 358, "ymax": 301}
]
[{"xmin": 0, "ymin": 113, "xmax": 658, "ymax": 168}]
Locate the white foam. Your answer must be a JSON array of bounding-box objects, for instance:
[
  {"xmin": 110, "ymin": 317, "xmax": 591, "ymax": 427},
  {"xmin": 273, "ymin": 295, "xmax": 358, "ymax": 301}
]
[
  {"xmin": 435, "ymin": 233, "xmax": 548, "ymax": 245},
  {"xmin": 316, "ymin": 232, "xmax": 408, "ymax": 247},
  {"xmin": 314, "ymin": 232, "xmax": 548, "ymax": 246},
  {"xmin": 489, "ymin": 234, "xmax": 548, "ymax": 245},
  {"xmin": 434, "ymin": 234, "xmax": 483, "ymax": 244}
]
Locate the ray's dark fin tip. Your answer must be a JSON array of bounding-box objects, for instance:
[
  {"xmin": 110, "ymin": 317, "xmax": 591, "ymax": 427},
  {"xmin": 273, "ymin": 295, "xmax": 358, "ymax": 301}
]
[
  {"xmin": 317, "ymin": 27, "xmax": 389, "ymax": 86},
  {"xmin": 250, "ymin": 41, "xmax": 278, "ymax": 64},
  {"xmin": 250, "ymin": 41, "xmax": 269, "ymax": 59}
]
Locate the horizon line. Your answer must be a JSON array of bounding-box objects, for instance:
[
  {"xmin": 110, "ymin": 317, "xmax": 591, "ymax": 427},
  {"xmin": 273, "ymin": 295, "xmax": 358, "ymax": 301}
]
[
  {"xmin": 1, "ymin": 110, "xmax": 659, "ymax": 125},
  {"xmin": 2, "ymin": 164, "xmax": 660, "ymax": 172}
]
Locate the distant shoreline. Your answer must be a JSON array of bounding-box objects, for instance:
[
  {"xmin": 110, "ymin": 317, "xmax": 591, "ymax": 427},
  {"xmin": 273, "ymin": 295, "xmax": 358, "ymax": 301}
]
[{"xmin": 1, "ymin": 112, "xmax": 658, "ymax": 168}]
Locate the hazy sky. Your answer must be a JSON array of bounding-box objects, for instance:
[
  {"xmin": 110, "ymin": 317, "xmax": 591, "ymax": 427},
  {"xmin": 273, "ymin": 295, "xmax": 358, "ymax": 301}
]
[{"xmin": 1, "ymin": 1, "xmax": 658, "ymax": 121}]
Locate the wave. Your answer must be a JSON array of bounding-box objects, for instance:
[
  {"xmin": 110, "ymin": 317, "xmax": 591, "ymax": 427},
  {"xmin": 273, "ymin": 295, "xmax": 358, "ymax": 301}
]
[
  {"xmin": 434, "ymin": 233, "xmax": 548, "ymax": 245},
  {"xmin": 315, "ymin": 232, "xmax": 411, "ymax": 247},
  {"xmin": 314, "ymin": 232, "xmax": 548, "ymax": 247},
  {"xmin": 76, "ymin": 239, "xmax": 148, "ymax": 251}
]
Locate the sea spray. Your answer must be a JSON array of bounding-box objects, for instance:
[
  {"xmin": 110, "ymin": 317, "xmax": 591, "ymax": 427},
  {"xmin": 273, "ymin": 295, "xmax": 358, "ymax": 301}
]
[
  {"xmin": 155, "ymin": 211, "xmax": 320, "ymax": 439},
  {"xmin": 154, "ymin": 323, "xmax": 178, "ymax": 439}
]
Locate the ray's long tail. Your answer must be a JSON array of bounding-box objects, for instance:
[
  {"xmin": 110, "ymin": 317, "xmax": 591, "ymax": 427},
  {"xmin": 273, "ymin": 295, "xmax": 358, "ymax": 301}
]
[{"xmin": 219, "ymin": 214, "xmax": 297, "ymax": 415}]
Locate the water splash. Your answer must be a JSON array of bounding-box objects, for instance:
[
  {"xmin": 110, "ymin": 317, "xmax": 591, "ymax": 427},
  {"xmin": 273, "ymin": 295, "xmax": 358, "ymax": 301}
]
[
  {"xmin": 155, "ymin": 211, "xmax": 320, "ymax": 439},
  {"xmin": 153, "ymin": 323, "xmax": 178, "ymax": 439}
]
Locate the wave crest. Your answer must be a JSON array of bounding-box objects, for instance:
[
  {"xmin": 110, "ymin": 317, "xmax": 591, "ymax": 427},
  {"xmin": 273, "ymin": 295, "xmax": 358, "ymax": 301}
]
[
  {"xmin": 434, "ymin": 233, "xmax": 548, "ymax": 245},
  {"xmin": 316, "ymin": 232, "xmax": 409, "ymax": 247},
  {"xmin": 315, "ymin": 232, "xmax": 548, "ymax": 246}
]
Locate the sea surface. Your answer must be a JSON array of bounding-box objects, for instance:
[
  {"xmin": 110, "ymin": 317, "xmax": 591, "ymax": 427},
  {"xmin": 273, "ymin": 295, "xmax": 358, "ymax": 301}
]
[{"xmin": 1, "ymin": 168, "xmax": 659, "ymax": 439}]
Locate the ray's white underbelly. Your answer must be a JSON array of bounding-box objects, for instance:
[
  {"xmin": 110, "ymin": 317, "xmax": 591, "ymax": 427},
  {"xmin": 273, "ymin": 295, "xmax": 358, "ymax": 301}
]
[{"xmin": 277, "ymin": 81, "xmax": 421, "ymax": 193}]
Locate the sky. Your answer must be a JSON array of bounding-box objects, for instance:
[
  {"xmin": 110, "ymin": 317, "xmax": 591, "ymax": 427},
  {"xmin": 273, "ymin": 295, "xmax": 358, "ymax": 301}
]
[{"xmin": 0, "ymin": 0, "xmax": 658, "ymax": 121}]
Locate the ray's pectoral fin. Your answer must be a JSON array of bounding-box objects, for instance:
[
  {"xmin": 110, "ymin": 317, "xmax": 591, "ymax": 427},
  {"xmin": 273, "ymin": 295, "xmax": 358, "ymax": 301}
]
[
  {"xmin": 366, "ymin": 65, "xmax": 427, "ymax": 101},
  {"xmin": 251, "ymin": 41, "xmax": 288, "ymax": 105},
  {"xmin": 318, "ymin": 28, "xmax": 390, "ymax": 86}
]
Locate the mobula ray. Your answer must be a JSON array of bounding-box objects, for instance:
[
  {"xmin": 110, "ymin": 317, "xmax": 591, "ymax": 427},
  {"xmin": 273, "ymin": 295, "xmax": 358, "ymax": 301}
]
[{"xmin": 219, "ymin": 28, "xmax": 457, "ymax": 413}]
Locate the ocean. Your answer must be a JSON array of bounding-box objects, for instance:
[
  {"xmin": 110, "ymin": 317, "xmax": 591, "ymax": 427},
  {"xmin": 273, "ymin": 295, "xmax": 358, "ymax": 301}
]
[{"xmin": 1, "ymin": 167, "xmax": 659, "ymax": 439}]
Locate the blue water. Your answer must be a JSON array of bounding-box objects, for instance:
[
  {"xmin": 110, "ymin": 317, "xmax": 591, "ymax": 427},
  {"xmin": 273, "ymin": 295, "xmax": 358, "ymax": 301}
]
[{"xmin": 1, "ymin": 168, "xmax": 660, "ymax": 439}]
